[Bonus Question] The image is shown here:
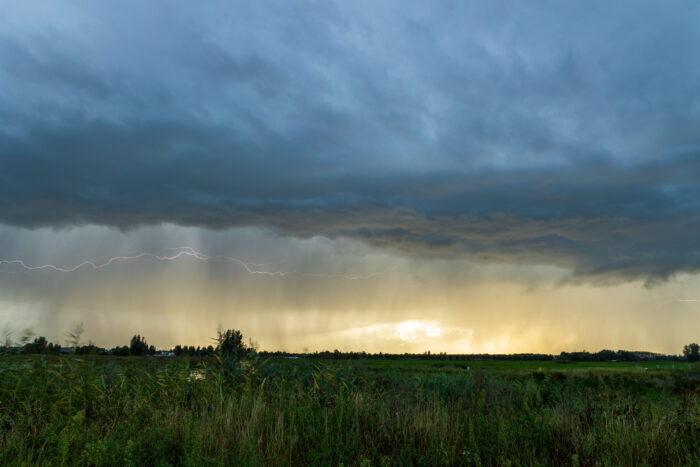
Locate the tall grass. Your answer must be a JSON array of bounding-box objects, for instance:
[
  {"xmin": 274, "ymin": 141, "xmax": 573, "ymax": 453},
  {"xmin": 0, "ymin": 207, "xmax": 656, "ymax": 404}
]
[{"xmin": 0, "ymin": 355, "xmax": 698, "ymax": 465}]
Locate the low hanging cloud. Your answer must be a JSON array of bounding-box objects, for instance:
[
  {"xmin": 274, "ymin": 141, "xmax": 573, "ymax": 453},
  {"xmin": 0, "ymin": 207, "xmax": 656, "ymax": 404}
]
[{"xmin": 1, "ymin": 1, "xmax": 700, "ymax": 285}]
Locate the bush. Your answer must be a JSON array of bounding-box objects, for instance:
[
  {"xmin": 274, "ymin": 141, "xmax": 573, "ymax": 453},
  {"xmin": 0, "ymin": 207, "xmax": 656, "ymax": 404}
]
[
  {"xmin": 129, "ymin": 335, "xmax": 150, "ymax": 356},
  {"xmin": 683, "ymin": 343, "xmax": 699, "ymax": 362},
  {"xmin": 216, "ymin": 329, "xmax": 247, "ymax": 360}
]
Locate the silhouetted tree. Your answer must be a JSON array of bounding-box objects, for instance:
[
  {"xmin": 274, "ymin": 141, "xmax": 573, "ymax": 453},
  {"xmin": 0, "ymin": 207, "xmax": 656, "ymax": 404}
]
[
  {"xmin": 21, "ymin": 337, "xmax": 62, "ymax": 354},
  {"xmin": 113, "ymin": 345, "xmax": 130, "ymax": 356},
  {"xmin": 130, "ymin": 334, "xmax": 149, "ymax": 356},
  {"xmin": 684, "ymin": 342, "xmax": 699, "ymax": 362},
  {"xmin": 216, "ymin": 328, "xmax": 247, "ymax": 359},
  {"xmin": 24, "ymin": 336, "xmax": 48, "ymax": 354},
  {"xmin": 48, "ymin": 342, "xmax": 61, "ymax": 354},
  {"xmin": 75, "ymin": 343, "xmax": 104, "ymax": 355}
]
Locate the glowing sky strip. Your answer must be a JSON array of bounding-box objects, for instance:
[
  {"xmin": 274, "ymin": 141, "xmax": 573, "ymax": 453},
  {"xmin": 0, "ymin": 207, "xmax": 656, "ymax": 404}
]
[{"xmin": 0, "ymin": 245, "xmax": 394, "ymax": 280}]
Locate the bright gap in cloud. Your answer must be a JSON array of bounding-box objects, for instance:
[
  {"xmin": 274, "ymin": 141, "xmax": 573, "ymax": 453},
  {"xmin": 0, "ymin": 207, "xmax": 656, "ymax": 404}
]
[{"xmin": 394, "ymin": 320, "xmax": 442, "ymax": 341}]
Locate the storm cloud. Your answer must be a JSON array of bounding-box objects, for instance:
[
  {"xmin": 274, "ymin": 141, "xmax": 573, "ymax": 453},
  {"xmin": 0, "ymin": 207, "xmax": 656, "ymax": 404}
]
[{"xmin": 2, "ymin": 0, "xmax": 700, "ymax": 285}]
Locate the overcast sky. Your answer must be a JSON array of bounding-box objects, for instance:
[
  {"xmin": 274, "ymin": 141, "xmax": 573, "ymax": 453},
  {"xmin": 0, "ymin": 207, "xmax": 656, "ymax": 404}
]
[{"xmin": 1, "ymin": 1, "xmax": 699, "ymax": 352}]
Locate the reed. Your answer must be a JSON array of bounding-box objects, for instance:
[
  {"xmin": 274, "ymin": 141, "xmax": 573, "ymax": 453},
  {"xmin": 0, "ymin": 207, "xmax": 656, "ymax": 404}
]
[{"xmin": 0, "ymin": 355, "xmax": 697, "ymax": 466}]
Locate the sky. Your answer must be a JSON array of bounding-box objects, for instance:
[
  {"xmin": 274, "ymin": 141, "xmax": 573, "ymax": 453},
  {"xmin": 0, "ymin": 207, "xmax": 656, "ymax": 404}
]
[{"xmin": 1, "ymin": 1, "xmax": 699, "ymax": 354}]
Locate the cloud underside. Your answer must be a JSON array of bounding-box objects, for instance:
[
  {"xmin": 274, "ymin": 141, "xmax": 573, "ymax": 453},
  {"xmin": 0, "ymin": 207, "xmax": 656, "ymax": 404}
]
[
  {"xmin": 2, "ymin": 1, "xmax": 700, "ymax": 285},
  {"xmin": 3, "ymin": 137, "xmax": 699, "ymax": 286}
]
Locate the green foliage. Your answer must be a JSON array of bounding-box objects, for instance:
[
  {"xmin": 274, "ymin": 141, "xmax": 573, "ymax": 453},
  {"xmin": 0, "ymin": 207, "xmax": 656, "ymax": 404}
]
[
  {"xmin": 20, "ymin": 336, "xmax": 62, "ymax": 354},
  {"xmin": 172, "ymin": 344, "xmax": 215, "ymax": 357},
  {"xmin": 0, "ymin": 355, "xmax": 698, "ymax": 466},
  {"xmin": 216, "ymin": 328, "xmax": 247, "ymax": 360},
  {"xmin": 112, "ymin": 345, "xmax": 130, "ymax": 356},
  {"xmin": 129, "ymin": 334, "xmax": 153, "ymax": 356},
  {"xmin": 684, "ymin": 342, "xmax": 699, "ymax": 362}
]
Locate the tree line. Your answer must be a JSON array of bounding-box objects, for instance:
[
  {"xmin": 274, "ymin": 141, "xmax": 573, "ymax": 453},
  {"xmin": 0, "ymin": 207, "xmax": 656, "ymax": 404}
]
[
  {"xmin": 2, "ymin": 325, "xmax": 698, "ymax": 362},
  {"xmin": 1, "ymin": 326, "xmax": 252, "ymax": 358},
  {"xmin": 260, "ymin": 347, "xmax": 697, "ymax": 362}
]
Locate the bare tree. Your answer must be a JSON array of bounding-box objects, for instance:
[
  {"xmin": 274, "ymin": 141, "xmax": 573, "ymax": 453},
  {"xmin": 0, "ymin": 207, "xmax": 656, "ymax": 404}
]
[
  {"xmin": 248, "ymin": 337, "xmax": 258, "ymax": 353},
  {"xmin": 19, "ymin": 328, "xmax": 35, "ymax": 345},
  {"xmin": 2, "ymin": 324, "xmax": 12, "ymax": 351},
  {"xmin": 66, "ymin": 322, "xmax": 85, "ymax": 348}
]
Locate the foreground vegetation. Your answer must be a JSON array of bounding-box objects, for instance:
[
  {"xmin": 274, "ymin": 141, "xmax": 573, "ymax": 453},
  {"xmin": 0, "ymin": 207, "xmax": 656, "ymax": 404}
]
[{"xmin": 1, "ymin": 354, "xmax": 698, "ymax": 466}]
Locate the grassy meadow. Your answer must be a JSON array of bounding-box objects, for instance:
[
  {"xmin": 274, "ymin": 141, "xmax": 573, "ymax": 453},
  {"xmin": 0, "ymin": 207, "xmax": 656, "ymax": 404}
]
[
  {"xmin": 0, "ymin": 354, "xmax": 698, "ymax": 466},
  {"xmin": 340, "ymin": 358, "xmax": 691, "ymax": 372}
]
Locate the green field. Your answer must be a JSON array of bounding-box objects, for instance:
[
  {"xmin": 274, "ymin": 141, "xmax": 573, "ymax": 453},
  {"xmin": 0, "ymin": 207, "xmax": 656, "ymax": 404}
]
[
  {"xmin": 1, "ymin": 355, "xmax": 698, "ymax": 466},
  {"xmin": 339, "ymin": 358, "xmax": 692, "ymax": 372}
]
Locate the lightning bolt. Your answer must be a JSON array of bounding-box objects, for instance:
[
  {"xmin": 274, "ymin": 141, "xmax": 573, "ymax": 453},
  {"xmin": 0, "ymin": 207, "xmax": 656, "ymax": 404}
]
[
  {"xmin": 0, "ymin": 245, "xmax": 395, "ymax": 280},
  {"xmin": 0, "ymin": 250, "xmax": 207, "ymax": 272},
  {"xmin": 167, "ymin": 246, "xmax": 397, "ymax": 279},
  {"xmin": 162, "ymin": 246, "xmax": 290, "ymax": 276}
]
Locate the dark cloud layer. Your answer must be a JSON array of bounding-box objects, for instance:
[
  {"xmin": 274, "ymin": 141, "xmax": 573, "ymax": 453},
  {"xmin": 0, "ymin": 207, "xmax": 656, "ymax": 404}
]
[{"xmin": 2, "ymin": 0, "xmax": 700, "ymax": 284}]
